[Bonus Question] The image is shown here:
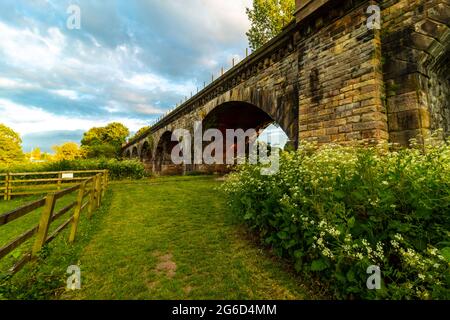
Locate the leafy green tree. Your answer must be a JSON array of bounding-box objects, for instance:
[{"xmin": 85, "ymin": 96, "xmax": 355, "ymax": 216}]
[
  {"xmin": 81, "ymin": 122, "xmax": 130, "ymax": 158},
  {"xmin": 30, "ymin": 147, "xmax": 41, "ymax": 160},
  {"xmin": 0, "ymin": 124, "xmax": 25, "ymax": 165},
  {"xmin": 246, "ymin": 0, "xmax": 295, "ymax": 51},
  {"xmin": 53, "ymin": 142, "xmax": 86, "ymax": 161},
  {"xmin": 131, "ymin": 126, "xmax": 151, "ymax": 141}
]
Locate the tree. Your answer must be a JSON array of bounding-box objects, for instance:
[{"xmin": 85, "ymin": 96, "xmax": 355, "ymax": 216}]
[
  {"xmin": 130, "ymin": 126, "xmax": 151, "ymax": 141},
  {"xmin": 30, "ymin": 148, "xmax": 41, "ymax": 160},
  {"xmin": 53, "ymin": 142, "xmax": 85, "ymax": 161},
  {"xmin": 0, "ymin": 124, "xmax": 25, "ymax": 165},
  {"xmin": 81, "ymin": 122, "xmax": 130, "ymax": 158},
  {"xmin": 246, "ymin": 0, "xmax": 295, "ymax": 51}
]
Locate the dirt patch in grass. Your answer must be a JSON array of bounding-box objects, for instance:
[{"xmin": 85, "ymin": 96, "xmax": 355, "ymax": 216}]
[{"xmin": 153, "ymin": 252, "xmax": 177, "ymax": 278}]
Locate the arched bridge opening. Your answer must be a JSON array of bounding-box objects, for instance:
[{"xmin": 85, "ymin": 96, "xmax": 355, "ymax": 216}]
[
  {"xmin": 154, "ymin": 131, "xmax": 184, "ymax": 175},
  {"xmin": 195, "ymin": 101, "xmax": 291, "ymax": 174}
]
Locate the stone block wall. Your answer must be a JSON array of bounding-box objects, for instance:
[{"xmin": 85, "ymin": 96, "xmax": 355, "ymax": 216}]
[
  {"xmin": 381, "ymin": 0, "xmax": 450, "ymax": 144},
  {"xmin": 297, "ymin": 0, "xmax": 389, "ymax": 144}
]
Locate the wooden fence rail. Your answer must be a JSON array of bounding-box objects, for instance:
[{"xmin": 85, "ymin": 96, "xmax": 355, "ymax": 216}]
[
  {"xmin": 0, "ymin": 170, "xmax": 108, "ymax": 200},
  {"xmin": 0, "ymin": 170, "xmax": 108, "ymax": 274}
]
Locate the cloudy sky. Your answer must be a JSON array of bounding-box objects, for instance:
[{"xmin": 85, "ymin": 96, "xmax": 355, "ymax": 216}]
[{"xmin": 0, "ymin": 0, "xmax": 253, "ymax": 152}]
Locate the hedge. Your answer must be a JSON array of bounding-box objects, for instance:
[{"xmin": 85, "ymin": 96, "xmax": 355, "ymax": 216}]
[{"xmin": 0, "ymin": 159, "xmax": 147, "ymax": 180}]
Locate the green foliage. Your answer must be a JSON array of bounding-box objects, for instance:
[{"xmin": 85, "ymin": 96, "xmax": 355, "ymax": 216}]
[
  {"xmin": 52, "ymin": 142, "xmax": 86, "ymax": 161},
  {"xmin": 81, "ymin": 122, "xmax": 130, "ymax": 158},
  {"xmin": 222, "ymin": 137, "xmax": 450, "ymax": 299},
  {"xmin": 0, "ymin": 158, "xmax": 147, "ymax": 180},
  {"xmin": 246, "ymin": 0, "xmax": 295, "ymax": 51},
  {"xmin": 130, "ymin": 126, "xmax": 151, "ymax": 142},
  {"xmin": 0, "ymin": 123, "xmax": 25, "ymax": 165}
]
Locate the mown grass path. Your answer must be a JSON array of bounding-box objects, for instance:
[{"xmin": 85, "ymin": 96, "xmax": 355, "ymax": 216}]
[{"xmin": 62, "ymin": 176, "xmax": 314, "ymax": 300}]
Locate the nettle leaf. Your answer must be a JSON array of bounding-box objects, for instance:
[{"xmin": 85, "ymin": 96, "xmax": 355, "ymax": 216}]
[
  {"xmin": 294, "ymin": 250, "xmax": 304, "ymax": 259},
  {"xmin": 277, "ymin": 231, "xmax": 289, "ymax": 240},
  {"xmin": 440, "ymin": 247, "xmax": 450, "ymax": 262},
  {"xmin": 244, "ymin": 212, "xmax": 253, "ymax": 220},
  {"xmin": 284, "ymin": 239, "xmax": 297, "ymax": 249},
  {"xmin": 333, "ymin": 190, "xmax": 345, "ymax": 200},
  {"xmin": 335, "ymin": 272, "xmax": 346, "ymax": 283},
  {"xmin": 348, "ymin": 216, "xmax": 355, "ymax": 228},
  {"xmin": 346, "ymin": 269, "xmax": 356, "ymax": 282},
  {"xmin": 311, "ymin": 259, "xmax": 328, "ymax": 271}
]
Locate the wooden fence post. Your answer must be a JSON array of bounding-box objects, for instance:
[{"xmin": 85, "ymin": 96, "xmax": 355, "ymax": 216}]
[
  {"xmin": 4, "ymin": 173, "xmax": 10, "ymax": 201},
  {"xmin": 96, "ymin": 174, "xmax": 102, "ymax": 206},
  {"xmin": 32, "ymin": 193, "xmax": 56, "ymax": 257},
  {"xmin": 57, "ymin": 172, "xmax": 62, "ymax": 190},
  {"xmin": 102, "ymin": 171, "xmax": 107, "ymax": 198},
  {"xmin": 88, "ymin": 176, "xmax": 96, "ymax": 219},
  {"xmin": 69, "ymin": 182, "xmax": 86, "ymax": 243}
]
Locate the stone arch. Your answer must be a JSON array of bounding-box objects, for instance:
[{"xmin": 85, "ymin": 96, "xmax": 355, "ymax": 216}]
[
  {"xmin": 420, "ymin": 24, "xmax": 450, "ymax": 137},
  {"xmin": 124, "ymin": 149, "xmax": 131, "ymax": 159},
  {"xmin": 202, "ymin": 99, "xmax": 296, "ymax": 143},
  {"xmin": 194, "ymin": 100, "xmax": 291, "ymax": 174},
  {"xmin": 131, "ymin": 146, "xmax": 139, "ymax": 159},
  {"xmin": 200, "ymin": 87, "xmax": 299, "ymax": 148},
  {"xmin": 140, "ymin": 141, "xmax": 151, "ymax": 161},
  {"xmin": 153, "ymin": 131, "xmax": 183, "ymax": 175},
  {"xmin": 140, "ymin": 140, "xmax": 153, "ymax": 170}
]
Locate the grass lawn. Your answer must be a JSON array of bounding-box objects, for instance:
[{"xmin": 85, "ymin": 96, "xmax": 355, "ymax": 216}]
[{"xmin": 1, "ymin": 176, "xmax": 319, "ymax": 300}]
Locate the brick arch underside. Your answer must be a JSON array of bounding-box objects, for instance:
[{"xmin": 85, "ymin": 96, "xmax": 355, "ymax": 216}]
[{"xmin": 203, "ymin": 86, "xmax": 299, "ymax": 148}]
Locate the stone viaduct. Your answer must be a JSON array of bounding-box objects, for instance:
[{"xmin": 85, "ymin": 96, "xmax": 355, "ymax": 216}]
[{"xmin": 122, "ymin": 0, "xmax": 450, "ymax": 174}]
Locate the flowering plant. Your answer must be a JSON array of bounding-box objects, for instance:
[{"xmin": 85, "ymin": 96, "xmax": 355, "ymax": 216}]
[{"xmin": 222, "ymin": 134, "xmax": 450, "ymax": 299}]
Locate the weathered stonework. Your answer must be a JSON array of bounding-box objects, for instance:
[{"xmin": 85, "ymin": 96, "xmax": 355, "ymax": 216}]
[
  {"xmin": 123, "ymin": 0, "xmax": 449, "ymax": 174},
  {"xmin": 297, "ymin": 0, "xmax": 388, "ymax": 144},
  {"xmin": 381, "ymin": 0, "xmax": 450, "ymax": 144}
]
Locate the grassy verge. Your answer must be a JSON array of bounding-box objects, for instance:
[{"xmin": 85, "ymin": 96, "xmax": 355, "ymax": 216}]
[
  {"xmin": 1, "ymin": 176, "xmax": 320, "ymax": 300},
  {"xmin": 64, "ymin": 176, "xmax": 316, "ymax": 299}
]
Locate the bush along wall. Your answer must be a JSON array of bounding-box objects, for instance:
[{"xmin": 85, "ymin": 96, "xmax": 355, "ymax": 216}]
[
  {"xmin": 0, "ymin": 159, "xmax": 147, "ymax": 180},
  {"xmin": 222, "ymin": 137, "xmax": 450, "ymax": 299}
]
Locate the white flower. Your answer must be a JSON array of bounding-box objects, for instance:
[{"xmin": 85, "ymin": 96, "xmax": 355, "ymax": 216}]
[
  {"xmin": 390, "ymin": 240, "xmax": 399, "ymax": 248},
  {"xmin": 394, "ymin": 234, "xmax": 403, "ymax": 241}
]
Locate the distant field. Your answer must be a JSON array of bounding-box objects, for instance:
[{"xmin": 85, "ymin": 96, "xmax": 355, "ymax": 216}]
[{"xmin": 1, "ymin": 176, "xmax": 319, "ymax": 300}]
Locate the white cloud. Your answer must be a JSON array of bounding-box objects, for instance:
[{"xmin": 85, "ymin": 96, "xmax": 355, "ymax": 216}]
[
  {"xmin": 0, "ymin": 22, "xmax": 65, "ymax": 70},
  {"xmin": 51, "ymin": 89, "xmax": 80, "ymax": 100},
  {"xmin": 0, "ymin": 77, "xmax": 36, "ymax": 90},
  {"xmin": 124, "ymin": 73, "xmax": 195, "ymax": 95},
  {"xmin": 0, "ymin": 0, "xmax": 255, "ymax": 146},
  {"xmin": 0, "ymin": 98, "xmax": 149, "ymax": 135}
]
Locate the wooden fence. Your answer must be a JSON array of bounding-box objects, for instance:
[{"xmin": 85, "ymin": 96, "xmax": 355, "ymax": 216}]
[
  {"xmin": 0, "ymin": 170, "xmax": 108, "ymax": 200},
  {"xmin": 0, "ymin": 170, "xmax": 108, "ymax": 274}
]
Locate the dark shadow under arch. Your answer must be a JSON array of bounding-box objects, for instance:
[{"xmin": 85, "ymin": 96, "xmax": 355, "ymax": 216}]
[{"xmin": 154, "ymin": 131, "xmax": 183, "ymax": 175}]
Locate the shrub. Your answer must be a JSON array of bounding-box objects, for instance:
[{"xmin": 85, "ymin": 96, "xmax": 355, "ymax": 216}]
[
  {"xmin": 221, "ymin": 137, "xmax": 450, "ymax": 299},
  {"xmin": 0, "ymin": 159, "xmax": 147, "ymax": 180}
]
